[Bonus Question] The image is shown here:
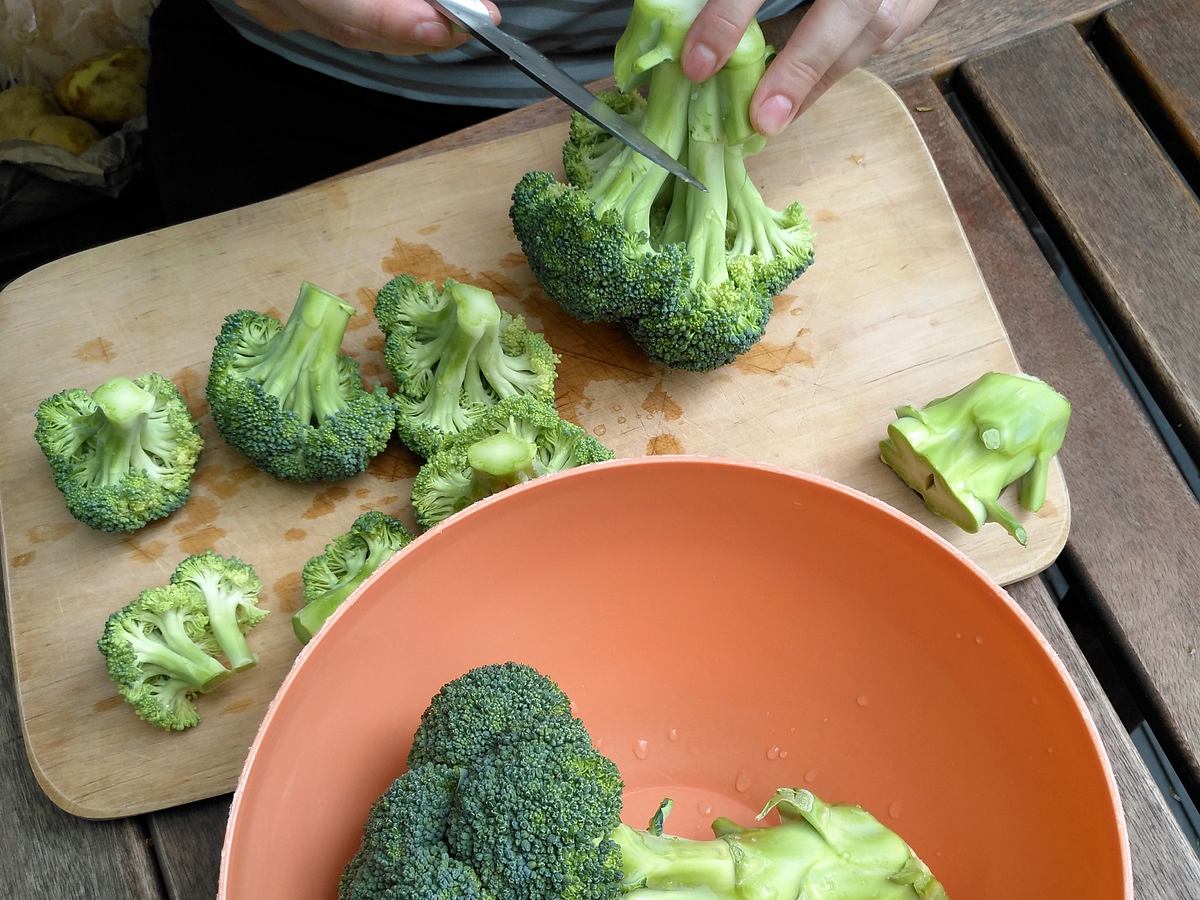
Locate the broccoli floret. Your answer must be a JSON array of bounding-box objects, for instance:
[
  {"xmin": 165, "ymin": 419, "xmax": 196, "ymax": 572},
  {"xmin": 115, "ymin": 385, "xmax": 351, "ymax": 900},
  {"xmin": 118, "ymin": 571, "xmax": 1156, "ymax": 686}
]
[
  {"xmin": 509, "ymin": 0, "xmax": 813, "ymax": 370},
  {"xmin": 880, "ymin": 372, "xmax": 1071, "ymax": 545},
  {"xmin": 207, "ymin": 281, "xmax": 395, "ymax": 481},
  {"xmin": 97, "ymin": 583, "xmax": 230, "ymax": 731},
  {"xmin": 293, "ymin": 511, "xmax": 415, "ymax": 644},
  {"xmin": 170, "ymin": 551, "xmax": 267, "ymax": 671},
  {"xmin": 410, "ymin": 395, "xmax": 614, "ymax": 528},
  {"xmin": 34, "ymin": 373, "xmax": 203, "ymax": 532},
  {"xmin": 374, "ymin": 275, "xmax": 560, "ymax": 458}
]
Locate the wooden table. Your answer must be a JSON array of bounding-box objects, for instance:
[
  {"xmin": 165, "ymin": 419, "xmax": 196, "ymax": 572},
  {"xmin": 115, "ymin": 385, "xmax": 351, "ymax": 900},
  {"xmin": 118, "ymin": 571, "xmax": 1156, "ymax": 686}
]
[{"xmin": 3, "ymin": 0, "xmax": 1200, "ymax": 896}]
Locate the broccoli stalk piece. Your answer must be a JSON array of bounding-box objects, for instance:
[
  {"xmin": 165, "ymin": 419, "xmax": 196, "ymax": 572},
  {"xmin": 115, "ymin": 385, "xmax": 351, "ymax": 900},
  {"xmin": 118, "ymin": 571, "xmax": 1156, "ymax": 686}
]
[
  {"xmin": 293, "ymin": 511, "xmax": 415, "ymax": 644},
  {"xmin": 207, "ymin": 281, "xmax": 395, "ymax": 481},
  {"xmin": 34, "ymin": 373, "xmax": 203, "ymax": 532},
  {"xmin": 880, "ymin": 372, "xmax": 1071, "ymax": 545},
  {"xmin": 374, "ymin": 275, "xmax": 559, "ymax": 458},
  {"xmin": 410, "ymin": 395, "xmax": 614, "ymax": 528},
  {"xmin": 170, "ymin": 552, "xmax": 267, "ymax": 671},
  {"xmin": 509, "ymin": 0, "xmax": 814, "ymax": 371},
  {"xmin": 98, "ymin": 584, "xmax": 231, "ymax": 731}
]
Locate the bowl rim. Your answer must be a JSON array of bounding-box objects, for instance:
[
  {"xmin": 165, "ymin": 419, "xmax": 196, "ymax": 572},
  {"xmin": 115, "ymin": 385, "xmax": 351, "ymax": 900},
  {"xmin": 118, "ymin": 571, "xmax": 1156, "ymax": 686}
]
[{"xmin": 217, "ymin": 454, "xmax": 1131, "ymax": 898}]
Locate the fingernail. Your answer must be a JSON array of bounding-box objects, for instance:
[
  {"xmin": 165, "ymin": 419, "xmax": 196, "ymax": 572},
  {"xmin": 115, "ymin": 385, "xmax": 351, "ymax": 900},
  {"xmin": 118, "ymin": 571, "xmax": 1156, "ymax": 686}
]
[
  {"xmin": 685, "ymin": 43, "xmax": 717, "ymax": 80},
  {"xmin": 756, "ymin": 94, "xmax": 794, "ymax": 136},
  {"xmin": 415, "ymin": 21, "xmax": 451, "ymax": 45}
]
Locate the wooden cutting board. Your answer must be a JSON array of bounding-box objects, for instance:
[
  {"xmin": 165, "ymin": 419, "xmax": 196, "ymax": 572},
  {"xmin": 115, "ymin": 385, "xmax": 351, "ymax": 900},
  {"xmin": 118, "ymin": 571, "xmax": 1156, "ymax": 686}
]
[{"xmin": 0, "ymin": 70, "xmax": 1069, "ymax": 819}]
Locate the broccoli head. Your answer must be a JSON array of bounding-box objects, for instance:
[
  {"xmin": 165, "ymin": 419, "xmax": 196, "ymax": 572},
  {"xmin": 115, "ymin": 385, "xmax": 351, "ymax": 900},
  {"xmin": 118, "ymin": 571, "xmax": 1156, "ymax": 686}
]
[
  {"xmin": 374, "ymin": 275, "xmax": 559, "ymax": 458},
  {"xmin": 207, "ymin": 281, "xmax": 395, "ymax": 481},
  {"xmin": 294, "ymin": 511, "xmax": 415, "ymax": 644},
  {"xmin": 34, "ymin": 373, "xmax": 203, "ymax": 532},
  {"xmin": 410, "ymin": 395, "xmax": 614, "ymax": 528},
  {"xmin": 880, "ymin": 372, "xmax": 1071, "ymax": 545},
  {"xmin": 97, "ymin": 583, "xmax": 230, "ymax": 731},
  {"xmin": 170, "ymin": 551, "xmax": 267, "ymax": 671},
  {"xmin": 509, "ymin": 0, "xmax": 814, "ymax": 370}
]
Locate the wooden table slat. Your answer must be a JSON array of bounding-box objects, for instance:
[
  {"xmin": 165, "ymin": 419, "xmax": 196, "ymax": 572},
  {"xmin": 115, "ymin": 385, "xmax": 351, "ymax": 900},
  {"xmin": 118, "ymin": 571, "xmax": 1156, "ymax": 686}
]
[{"xmin": 148, "ymin": 798, "xmax": 231, "ymax": 900}]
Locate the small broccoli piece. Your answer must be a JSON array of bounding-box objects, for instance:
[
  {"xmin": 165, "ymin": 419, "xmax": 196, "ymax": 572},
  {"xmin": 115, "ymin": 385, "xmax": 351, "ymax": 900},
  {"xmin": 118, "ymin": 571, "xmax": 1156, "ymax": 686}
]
[
  {"xmin": 97, "ymin": 583, "xmax": 230, "ymax": 731},
  {"xmin": 880, "ymin": 372, "xmax": 1071, "ymax": 545},
  {"xmin": 374, "ymin": 275, "xmax": 559, "ymax": 458},
  {"xmin": 407, "ymin": 662, "xmax": 592, "ymax": 770},
  {"xmin": 170, "ymin": 551, "xmax": 266, "ymax": 671},
  {"xmin": 509, "ymin": 0, "xmax": 814, "ymax": 370},
  {"xmin": 207, "ymin": 281, "xmax": 395, "ymax": 481},
  {"xmin": 34, "ymin": 373, "xmax": 203, "ymax": 532},
  {"xmin": 410, "ymin": 395, "xmax": 614, "ymax": 528},
  {"xmin": 294, "ymin": 511, "xmax": 415, "ymax": 644}
]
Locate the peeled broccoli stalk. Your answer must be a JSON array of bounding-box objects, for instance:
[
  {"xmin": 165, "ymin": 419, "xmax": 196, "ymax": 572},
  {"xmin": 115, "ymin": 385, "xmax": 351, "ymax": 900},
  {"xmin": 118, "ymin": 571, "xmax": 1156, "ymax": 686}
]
[
  {"xmin": 509, "ymin": 0, "xmax": 814, "ymax": 370},
  {"xmin": 880, "ymin": 372, "xmax": 1071, "ymax": 545},
  {"xmin": 207, "ymin": 281, "xmax": 396, "ymax": 481},
  {"xmin": 34, "ymin": 373, "xmax": 203, "ymax": 532},
  {"xmin": 170, "ymin": 552, "xmax": 267, "ymax": 671},
  {"xmin": 294, "ymin": 511, "xmax": 414, "ymax": 644}
]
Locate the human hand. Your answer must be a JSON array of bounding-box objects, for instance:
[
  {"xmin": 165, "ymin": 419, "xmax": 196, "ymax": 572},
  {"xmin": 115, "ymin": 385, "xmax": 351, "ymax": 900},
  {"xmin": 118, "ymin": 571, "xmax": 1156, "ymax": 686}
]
[
  {"xmin": 682, "ymin": 0, "xmax": 939, "ymax": 135},
  {"xmin": 235, "ymin": 0, "xmax": 501, "ymax": 55}
]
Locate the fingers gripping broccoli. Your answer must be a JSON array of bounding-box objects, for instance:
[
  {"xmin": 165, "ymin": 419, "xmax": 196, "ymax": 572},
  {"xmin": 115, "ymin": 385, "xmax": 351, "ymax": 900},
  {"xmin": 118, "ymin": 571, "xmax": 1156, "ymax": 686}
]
[
  {"xmin": 374, "ymin": 275, "xmax": 559, "ymax": 458},
  {"xmin": 509, "ymin": 0, "xmax": 814, "ymax": 371},
  {"xmin": 207, "ymin": 281, "xmax": 395, "ymax": 481},
  {"xmin": 880, "ymin": 372, "xmax": 1071, "ymax": 545},
  {"xmin": 410, "ymin": 395, "xmax": 614, "ymax": 528},
  {"xmin": 170, "ymin": 551, "xmax": 267, "ymax": 671},
  {"xmin": 34, "ymin": 373, "xmax": 203, "ymax": 532},
  {"xmin": 293, "ymin": 511, "xmax": 415, "ymax": 644}
]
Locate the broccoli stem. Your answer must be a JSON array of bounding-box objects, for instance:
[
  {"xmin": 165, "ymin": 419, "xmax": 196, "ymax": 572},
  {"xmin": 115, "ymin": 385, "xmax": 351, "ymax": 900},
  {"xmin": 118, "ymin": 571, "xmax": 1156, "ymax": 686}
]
[
  {"xmin": 208, "ymin": 590, "xmax": 258, "ymax": 672},
  {"xmin": 293, "ymin": 538, "xmax": 388, "ymax": 644},
  {"xmin": 467, "ymin": 432, "xmax": 538, "ymax": 497},
  {"xmin": 683, "ymin": 80, "xmax": 731, "ymax": 288},
  {"xmin": 612, "ymin": 824, "xmax": 737, "ymax": 894},
  {"xmin": 84, "ymin": 378, "xmax": 158, "ymax": 487},
  {"xmin": 243, "ymin": 282, "xmax": 354, "ymax": 426},
  {"xmin": 725, "ymin": 153, "xmax": 793, "ymax": 262},
  {"xmin": 419, "ymin": 282, "xmax": 498, "ymax": 431},
  {"xmin": 125, "ymin": 626, "xmax": 228, "ymax": 691}
]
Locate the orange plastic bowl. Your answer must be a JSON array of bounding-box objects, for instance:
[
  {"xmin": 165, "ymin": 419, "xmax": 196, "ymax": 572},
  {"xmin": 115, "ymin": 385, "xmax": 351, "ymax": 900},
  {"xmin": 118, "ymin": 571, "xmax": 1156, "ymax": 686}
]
[{"xmin": 220, "ymin": 457, "xmax": 1129, "ymax": 899}]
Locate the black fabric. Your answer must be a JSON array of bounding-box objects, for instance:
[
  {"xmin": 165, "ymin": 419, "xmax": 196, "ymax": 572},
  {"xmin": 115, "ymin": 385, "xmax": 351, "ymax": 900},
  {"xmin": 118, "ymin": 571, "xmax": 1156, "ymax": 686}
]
[{"xmin": 146, "ymin": 0, "xmax": 502, "ymax": 224}]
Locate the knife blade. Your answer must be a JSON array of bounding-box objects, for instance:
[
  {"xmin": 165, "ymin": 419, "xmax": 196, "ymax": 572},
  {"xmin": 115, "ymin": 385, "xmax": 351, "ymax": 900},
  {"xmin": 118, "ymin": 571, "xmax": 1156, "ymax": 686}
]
[{"xmin": 427, "ymin": 0, "xmax": 707, "ymax": 191}]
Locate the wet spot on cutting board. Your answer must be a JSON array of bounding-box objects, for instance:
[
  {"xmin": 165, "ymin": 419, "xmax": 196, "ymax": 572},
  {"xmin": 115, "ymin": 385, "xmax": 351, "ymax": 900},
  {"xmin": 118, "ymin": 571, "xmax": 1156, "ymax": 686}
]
[
  {"xmin": 273, "ymin": 571, "xmax": 303, "ymax": 613},
  {"xmin": 416, "ymin": 224, "xmax": 440, "ymax": 236},
  {"xmin": 816, "ymin": 209, "xmax": 837, "ymax": 222},
  {"xmin": 285, "ymin": 528, "xmax": 307, "ymax": 542},
  {"xmin": 194, "ymin": 461, "xmax": 257, "ymax": 500},
  {"xmin": 646, "ymin": 434, "xmax": 683, "ymax": 455},
  {"xmin": 382, "ymin": 238, "xmax": 473, "ymax": 284},
  {"xmin": 28, "ymin": 522, "xmax": 75, "ymax": 543},
  {"xmin": 221, "ymin": 697, "xmax": 257, "ymax": 716},
  {"xmin": 93, "ymin": 695, "xmax": 124, "ymax": 712},
  {"xmin": 123, "ymin": 538, "xmax": 165, "ymax": 564},
  {"xmin": 641, "ymin": 380, "xmax": 683, "ymax": 421},
  {"xmin": 170, "ymin": 366, "xmax": 209, "ymax": 420},
  {"xmin": 594, "ymin": 425, "xmax": 607, "ymax": 437},
  {"xmin": 733, "ymin": 338, "xmax": 815, "ymax": 376},
  {"xmin": 303, "ymin": 486, "xmax": 350, "ymax": 519},
  {"xmin": 364, "ymin": 334, "xmax": 385, "ymax": 354},
  {"xmin": 355, "ymin": 488, "xmax": 370, "ymax": 499},
  {"xmin": 500, "ymin": 251, "xmax": 527, "ymax": 269},
  {"xmin": 324, "ymin": 181, "xmax": 349, "ymax": 210},
  {"xmin": 368, "ymin": 445, "xmax": 420, "ymax": 482},
  {"xmin": 772, "ymin": 293, "xmax": 796, "ymax": 313},
  {"xmin": 12, "ymin": 552, "xmax": 35, "ymax": 568},
  {"xmin": 72, "ymin": 337, "xmax": 116, "ymax": 364},
  {"xmin": 179, "ymin": 524, "xmax": 226, "ymax": 555},
  {"xmin": 264, "ymin": 305, "xmax": 283, "ymax": 320},
  {"xmin": 172, "ymin": 495, "xmax": 225, "ymax": 553},
  {"xmin": 848, "ymin": 154, "xmax": 865, "ymax": 165}
]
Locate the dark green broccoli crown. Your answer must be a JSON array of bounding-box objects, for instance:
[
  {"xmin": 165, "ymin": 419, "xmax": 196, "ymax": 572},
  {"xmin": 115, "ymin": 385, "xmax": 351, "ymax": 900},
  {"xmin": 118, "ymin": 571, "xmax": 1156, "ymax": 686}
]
[
  {"xmin": 407, "ymin": 662, "xmax": 593, "ymax": 770},
  {"xmin": 410, "ymin": 396, "xmax": 615, "ymax": 528},
  {"xmin": 339, "ymin": 763, "xmax": 493, "ymax": 900},
  {"xmin": 446, "ymin": 740, "xmax": 625, "ymax": 900},
  {"xmin": 207, "ymin": 283, "xmax": 395, "ymax": 482},
  {"xmin": 509, "ymin": 170, "xmax": 689, "ymax": 324},
  {"xmin": 376, "ymin": 275, "xmax": 560, "ymax": 459},
  {"xmin": 34, "ymin": 373, "xmax": 203, "ymax": 532}
]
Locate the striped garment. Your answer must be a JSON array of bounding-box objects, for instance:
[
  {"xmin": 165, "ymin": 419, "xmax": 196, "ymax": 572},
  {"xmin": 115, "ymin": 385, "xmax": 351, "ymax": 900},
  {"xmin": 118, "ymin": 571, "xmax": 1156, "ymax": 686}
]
[{"xmin": 207, "ymin": 0, "xmax": 803, "ymax": 108}]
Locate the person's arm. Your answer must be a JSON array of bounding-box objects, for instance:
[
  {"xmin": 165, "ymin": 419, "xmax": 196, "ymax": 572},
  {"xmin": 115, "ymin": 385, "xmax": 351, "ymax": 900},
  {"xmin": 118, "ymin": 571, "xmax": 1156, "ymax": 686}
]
[{"xmin": 683, "ymin": 0, "xmax": 940, "ymax": 135}]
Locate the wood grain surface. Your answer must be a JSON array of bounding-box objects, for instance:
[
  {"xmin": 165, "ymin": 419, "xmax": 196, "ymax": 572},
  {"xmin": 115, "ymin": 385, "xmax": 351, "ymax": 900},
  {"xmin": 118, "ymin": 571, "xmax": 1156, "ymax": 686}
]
[
  {"xmin": 901, "ymin": 75, "xmax": 1200, "ymax": 784},
  {"xmin": 0, "ymin": 69, "xmax": 1068, "ymax": 819},
  {"xmin": 962, "ymin": 25, "xmax": 1200, "ymax": 460}
]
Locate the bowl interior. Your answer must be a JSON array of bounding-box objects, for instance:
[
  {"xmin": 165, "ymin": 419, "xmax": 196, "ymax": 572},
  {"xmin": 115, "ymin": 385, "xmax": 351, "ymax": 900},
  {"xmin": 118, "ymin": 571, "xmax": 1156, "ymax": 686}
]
[{"xmin": 221, "ymin": 457, "xmax": 1127, "ymax": 899}]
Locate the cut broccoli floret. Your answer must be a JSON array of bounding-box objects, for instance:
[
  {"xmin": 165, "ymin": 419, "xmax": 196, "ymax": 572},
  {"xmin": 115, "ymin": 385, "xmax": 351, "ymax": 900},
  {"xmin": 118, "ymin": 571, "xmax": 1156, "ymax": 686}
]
[
  {"xmin": 509, "ymin": 0, "xmax": 813, "ymax": 370},
  {"xmin": 880, "ymin": 372, "xmax": 1071, "ymax": 545},
  {"xmin": 374, "ymin": 275, "xmax": 559, "ymax": 458},
  {"xmin": 207, "ymin": 281, "xmax": 395, "ymax": 481},
  {"xmin": 97, "ymin": 583, "xmax": 230, "ymax": 731},
  {"xmin": 410, "ymin": 395, "xmax": 614, "ymax": 528},
  {"xmin": 170, "ymin": 551, "xmax": 267, "ymax": 671},
  {"xmin": 293, "ymin": 511, "xmax": 415, "ymax": 644},
  {"xmin": 34, "ymin": 373, "xmax": 203, "ymax": 532}
]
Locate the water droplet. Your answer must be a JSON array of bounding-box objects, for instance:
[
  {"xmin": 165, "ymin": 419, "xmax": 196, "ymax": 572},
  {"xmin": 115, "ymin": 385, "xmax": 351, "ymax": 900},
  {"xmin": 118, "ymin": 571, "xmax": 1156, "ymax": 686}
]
[
  {"xmin": 617, "ymin": 416, "xmax": 626, "ymax": 424},
  {"xmin": 856, "ymin": 694, "xmax": 870, "ymax": 707},
  {"xmin": 955, "ymin": 633, "xmax": 962, "ymax": 639},
  {"xmin": 975, "ymin": 635, "xmax": 984, "ymax": 645},
  {"xmin": 804, "ymin": 768, "xmax": 819, "ymax": 783},
  {"xmin": 633, "ymin": 739, "xmax": 649, "ymax": 760},
  {"xmin": 766, "ymin": 746, "xmax": 780, "ymax": 760},
  {"xmin": 668, "ymin": 728, "xmax": 679, "ymax": 742},
  {"xmin": 697, "ymin": 801, "xmax": 713, "ymax": 817},
  {"xmin": 888, "ymin": 801, "xmax": 902, "ymax": 819},
  {"xmin": 593, "ymin": 424, "xmax": 607, "ymax": 437},
  {"xmin": 779, "ymin": 750, "xmax": 789, "ymax": 759},
  {"xmin": 735, "ymin": 769, "xmax": 753, "ymax": 793},
  {"xmin": 1047, "ymin": 746, "xmax": 1055, "ymax": 755}
]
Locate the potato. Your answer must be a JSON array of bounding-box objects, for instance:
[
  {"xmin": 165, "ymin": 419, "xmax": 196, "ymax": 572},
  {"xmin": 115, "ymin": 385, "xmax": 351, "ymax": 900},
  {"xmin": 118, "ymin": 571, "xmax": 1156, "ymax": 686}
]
[
  {"xmin": 55, "ymin": 47, "xmax": 149, "ymax": 125},
  {"xmin": 26, "ymin": 115, "xmax": 102, "ymax": 155},
  {"xmin": 0, "ymin": 85, "xmax": 60, "ymax": 139}
]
